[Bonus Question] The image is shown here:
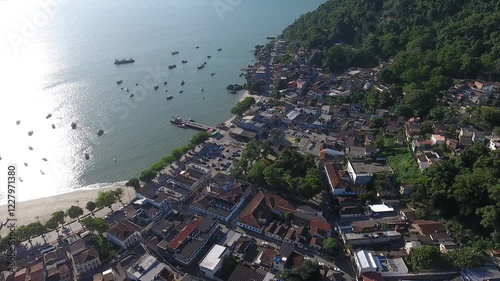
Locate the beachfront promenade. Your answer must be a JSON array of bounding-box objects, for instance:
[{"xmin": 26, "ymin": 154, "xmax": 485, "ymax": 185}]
[{"xmin": 18, "ymin": 200, "xmax": 125, "ymax": 252}]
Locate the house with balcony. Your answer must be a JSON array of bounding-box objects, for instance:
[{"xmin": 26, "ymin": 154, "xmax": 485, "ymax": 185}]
[
  {"xmin": 106, "ymin": 219, "xmax": 142, "ymax": 249},
  {"xmin": 190, "ymin": 181, "xmax": 251, "ymax": 223},
  {"xmin": 72, "ymin": 247, "xmax": 101, "ymax": 278},
  {"xmin": 167, "ymin": 216, "xmax": 219, "ymax": 265},
  {"xmin": 237, "ymin": 191, "xmax": 295, "ymax": 234}
]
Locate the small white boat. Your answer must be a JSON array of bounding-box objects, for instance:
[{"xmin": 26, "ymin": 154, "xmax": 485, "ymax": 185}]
[{"xmin": 113, "ymin": 157, "xmax": 116, "ymax": 162}]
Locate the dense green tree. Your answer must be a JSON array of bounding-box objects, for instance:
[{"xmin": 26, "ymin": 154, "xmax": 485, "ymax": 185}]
[
  {"xmin": 50, "ymin": 211, "xmax": 66, "ymax": 229},
  {"xmin": 139, "ymin": 169, "xmax": 157, "ymax": 182},
  {"xmin": 125, "ymin": 178, "xmax": 140, "ymax": 190},
  {"xmin": 81, "ymin": 217, "xmax": 109, "ymax": 235},
  {"xmin": 86, "ymin": 201, "xmax": 97, "ymax": 215},
  {"xmin": 230, "ymin": 97, "xmax": 256, "ymax": 117},
  {"xmin": 323, "ymin": 237, "xmax": 339, "ymax": 256},
  {"xmin": 95, "ymin": 191, "xmax": 117, "ymax": 210},
  {"xmin": 113, "ymin": 188, "xmax": 125, "ymax": 205},
  {"xmin": 66, "ymin": 205, "xmax": 84, "ymax": 221},
  {"xmin": 409, "ymin": 245, "xmax": 446, "ymax": 271}
]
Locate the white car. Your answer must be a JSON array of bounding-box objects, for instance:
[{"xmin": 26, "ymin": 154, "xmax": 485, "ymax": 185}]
[
  {"xmin": 333, "ymin": 267, "xmax": 342, "ymax": 272},
  {"xmin": 260, "ymin": 241, "xmax": 269, "ymax": 247}
]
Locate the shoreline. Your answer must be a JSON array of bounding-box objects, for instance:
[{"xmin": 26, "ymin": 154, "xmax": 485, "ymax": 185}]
[{"xmin": 3, "ymin": 90, "xmax": 249, "ymax": 232}]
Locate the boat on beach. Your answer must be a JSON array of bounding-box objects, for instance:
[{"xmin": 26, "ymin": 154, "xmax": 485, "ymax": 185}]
[{"xmin": 114, "ymin": 58, "xmax": 135, "ymax": 64}]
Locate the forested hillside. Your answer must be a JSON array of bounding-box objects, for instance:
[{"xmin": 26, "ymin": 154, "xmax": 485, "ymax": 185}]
[{"xmin": 283, "ymin": 0, "xmax": 500, "ymax": 86}]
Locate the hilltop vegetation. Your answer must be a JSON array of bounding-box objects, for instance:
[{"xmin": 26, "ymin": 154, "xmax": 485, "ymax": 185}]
[{"xmin": 283, "ymin": 0, "xmax": 500, "ymax": 88}]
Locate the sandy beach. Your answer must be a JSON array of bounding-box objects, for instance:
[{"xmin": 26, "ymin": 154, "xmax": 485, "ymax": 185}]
[{"xmin": 0, "ymin": 185, "xmax": 135, "ymax": 236}]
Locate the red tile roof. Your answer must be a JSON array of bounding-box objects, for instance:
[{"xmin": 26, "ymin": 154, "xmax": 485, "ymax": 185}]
[
  {"xmin": 107, "ymin": 219, "xmax": 141, "ymax": 241},
  {"xmin": 167, "ymin": 218, "xmax": 201, "ymax": 251},
  {"xmin": 325, "ymin": 163, "xmax": 342, "ymax": 189},
  {"xmin": 413, "ymin": 220, "xmax": 446, "ymax": 235},
  {"xmin": 362, "ymin": 272, "xmax": 384, "ymax": 281},
  {"xmin": 310, "ymin": 219, "xmax": 332, "ymax": 236},
  {"xmin": 237, "ymin": 191, "xmax": 295, "ymax": 229},
  {"xmin": 76, "ymin": 247, "xmax": 99, "ymax": 265}
]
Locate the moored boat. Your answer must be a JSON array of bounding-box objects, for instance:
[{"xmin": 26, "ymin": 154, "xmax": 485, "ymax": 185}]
[
  {"xmin": 166, "ymin": 95, "xmax": 174, "ymax": 100},
  {"xmin": 168, "ymin": 64, "xmax": 177, "ymax": 69},
  {"xmin": 154, "ymin": 85, "xmax": 159, "ymax": 90},
  {"xmin": 97, "ymin": 129, "xmax": 104, "ymax": 136},
  {"xmin": 117, "ymin": 80, "xmax": 123, "ymax": 84},
  {"xmin": 46, "ymin": 113, "xmax": 52, "ymax": 119},
  {"xmin": 197, "ymin": 64, "xmax": 204, "ymax": 69},
  {"xmin": 217, "ymin": 48, "xmax": 222, "ymax": 51},
  {"xmin": 28, "ymin": 131, "xmax": 33, "ymax": 136},
  {"xmin": 71, "ymin": 122, "xmax": 77, "ymax": 129},
  {"xmin": 171, "ymin": 51, "xmax": 179, "ymax": 55},
  {"xmin": 114, "ymin": 58, "xmax": 135, "ymax": 64},
  {"xmin": 181, "ymin": 80, "xmax": 185, "ymax": 85},
  {"xmin": 182, "ymin": 60, "xmax": 187, "ymax": 63}
]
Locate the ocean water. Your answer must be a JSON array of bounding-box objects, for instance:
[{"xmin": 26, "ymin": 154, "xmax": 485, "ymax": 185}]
[{"xmin": 0, "ymin": 0, "xmax": 323, "ymax": 203}]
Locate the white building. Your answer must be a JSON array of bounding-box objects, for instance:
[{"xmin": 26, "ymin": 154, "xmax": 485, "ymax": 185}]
[
  {"xmin": 347, "ymin": 161, "xmax": 393, "ymax": 185},
  {"xmin": 106, "ymin": 219, "xmax": 142, "ymax": 249},
  {"xmin": 199, "ymin": 245, "xmax": 229, "ymax": 279},
  {"xmin": 73, "ymin": 247, "xmax": 101, "ymax": 277},
  {"xmin": 354, "ymin": 250, "xmax": 380, "ymax": 274}
]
